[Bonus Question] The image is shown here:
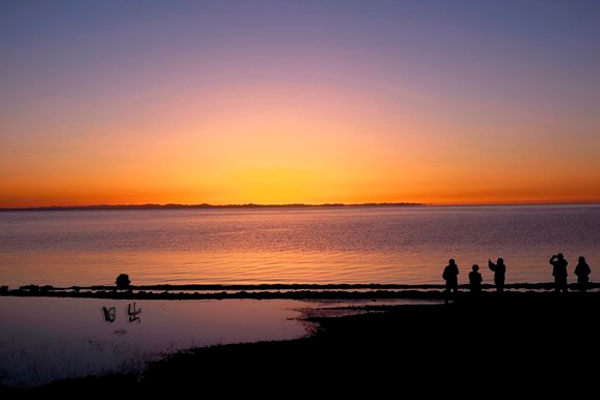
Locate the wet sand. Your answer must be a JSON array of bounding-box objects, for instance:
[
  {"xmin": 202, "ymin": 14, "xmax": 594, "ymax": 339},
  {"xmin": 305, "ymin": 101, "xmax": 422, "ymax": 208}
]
[{"xmin": 3, "ymin": 290, "xmax": 598, "ymax": 395}]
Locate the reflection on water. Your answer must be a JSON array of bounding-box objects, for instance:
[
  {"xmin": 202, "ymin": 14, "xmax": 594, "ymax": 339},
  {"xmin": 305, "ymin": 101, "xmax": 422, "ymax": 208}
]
[
  {"xmin": 127, "ymin": 302, "xmax": 142, "ymax": 323},
  {"xmin": 101, "ymin": 302, "xmax": 141, "ymax": 323},
  {"xmin": 102, "ymin": 306, "xmax": 116, "ymax": 322},
  {"xmin": 0, "ymin": 296, "xmax": 441, "ymax": 388},
  {"xmin": 0, "ymin": 297, "xmax": 312, "ymax": 387}
]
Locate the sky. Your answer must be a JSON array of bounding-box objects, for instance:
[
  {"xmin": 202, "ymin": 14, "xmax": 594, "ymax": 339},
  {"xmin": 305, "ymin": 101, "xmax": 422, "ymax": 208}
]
[{"xmin": 1, "ymin": 0, "xmax": 599, "ymax": 207}]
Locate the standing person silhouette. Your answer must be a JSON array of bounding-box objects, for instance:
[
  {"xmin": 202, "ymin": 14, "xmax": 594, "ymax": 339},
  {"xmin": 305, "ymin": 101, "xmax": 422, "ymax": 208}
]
[
  {"xmin": 443, "ymin": 259, "xmax": 459, "ymax": 303},
  {"xmin": 488, "ymin": 258, "xmax": 506, "ymax": 293},
  {"xmin": 574, "ymin": 256, "xmax": 591, "ymax": 293},
  {"xmin": 549, "ymin": 253, "xmax": 568, "ymax": 293},
  {"xmin": 469, "ymin": 264, "xmax": 482, "ymax": 294}
]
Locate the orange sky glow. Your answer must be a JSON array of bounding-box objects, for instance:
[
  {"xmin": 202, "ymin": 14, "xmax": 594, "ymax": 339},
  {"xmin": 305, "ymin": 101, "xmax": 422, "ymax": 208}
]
[{"xmin": 1, "ymin": 2, "xmax": 599, "ymax": 208}]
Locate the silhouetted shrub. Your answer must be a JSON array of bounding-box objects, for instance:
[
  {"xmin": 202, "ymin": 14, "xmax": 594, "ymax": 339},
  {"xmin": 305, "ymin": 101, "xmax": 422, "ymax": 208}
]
[{"xmin": 116, "ymin": 274, "xmax": 131, "ymax": 290}]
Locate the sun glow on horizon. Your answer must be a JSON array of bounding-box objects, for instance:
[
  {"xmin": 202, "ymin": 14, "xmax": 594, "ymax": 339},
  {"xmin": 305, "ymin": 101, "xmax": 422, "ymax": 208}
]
[{"xmin": 2, "ymin": 2, "xmax": 600, "ymax": 208}]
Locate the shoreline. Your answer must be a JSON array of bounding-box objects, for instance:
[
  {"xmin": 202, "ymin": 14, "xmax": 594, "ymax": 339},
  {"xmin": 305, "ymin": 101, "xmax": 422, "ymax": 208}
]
[
  {"xmin": 2, "ymin": 282, "xmax": 598, "ymax": 300},
  {"xmin": 2, "ymin": 202, "xmax": 600, "ymax": 212},
  {"xmin": 0, "ymin": 202, "xmax": 424, "ymax": 212}
]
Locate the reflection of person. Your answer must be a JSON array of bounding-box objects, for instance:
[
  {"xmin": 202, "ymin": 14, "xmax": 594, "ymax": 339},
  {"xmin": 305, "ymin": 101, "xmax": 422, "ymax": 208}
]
[
  {"xmin": 550, "ymin": 253, "xmax": 569, "ymax": 293},
  {"xmin": 102, "ymin": 306, "xmax": 116, "ymax": 323},
  {"xmin": 443, "ymin": 259, "xmax": 459, "ymax": 295},
  {"xmin": 574, "ymin": 256, "xmax": 591, "ymax": 293},
  {"xmin": 469, "ymin": 264, "xmax": 482, "ymax": 293},
  {"xmin": 488, "ymin": 258, "xmax": 506, "ymax": 292}
]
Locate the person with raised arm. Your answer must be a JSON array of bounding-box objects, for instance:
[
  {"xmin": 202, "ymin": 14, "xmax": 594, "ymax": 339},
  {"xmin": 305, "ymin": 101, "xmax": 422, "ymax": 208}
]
[
  {"xmin": 549, "ymin": 253, "xmax": 569, "ymax": 293},
  {"xmin": 488, "ymin": 258, "xmax": 506, "ymax": 293}
]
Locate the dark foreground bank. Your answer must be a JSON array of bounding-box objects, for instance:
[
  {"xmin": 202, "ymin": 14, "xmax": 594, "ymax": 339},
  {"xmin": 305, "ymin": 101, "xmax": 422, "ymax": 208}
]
[{"xmin": 2, "ymin": 291, "xmax": 599, "ymax": 395}]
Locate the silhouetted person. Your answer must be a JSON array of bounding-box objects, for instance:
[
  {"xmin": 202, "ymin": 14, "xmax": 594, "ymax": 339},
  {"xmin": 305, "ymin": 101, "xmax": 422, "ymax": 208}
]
[
  {"xmin": 469, "ymin": 264, "xmax": 482, "ymax": 294},
  {"xmin": 574, "ymin": 256, "xmax": 591, "ymax": 293},
  {"xmin": 443, "ymin": 259, "xmax": 459, "ymax": 303},
  {"xmin": 488, "ymin": 258, "xmax": 506, "ymax": 292},
  {"xmin": 549, "ymin": 253, "xmax": 568, "ymax": 293}
]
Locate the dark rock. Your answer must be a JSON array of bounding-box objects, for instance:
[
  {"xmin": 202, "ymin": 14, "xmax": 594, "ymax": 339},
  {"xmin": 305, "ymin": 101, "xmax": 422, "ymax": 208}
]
[{"xmin": 116, "ymin": 274, "xmax": 131, "ymax": 290}]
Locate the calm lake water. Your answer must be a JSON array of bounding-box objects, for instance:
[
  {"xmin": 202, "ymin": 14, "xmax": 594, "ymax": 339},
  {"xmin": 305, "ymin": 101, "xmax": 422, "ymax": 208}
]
[
  {"xmin": 0, "ymin": 297, "xmax": 310, "ymax": 387},
  {"xmin": 1, "ymin": 205, "xmax": 599, "ymax": 286},
  {"xmin": 0, "ymin": 297, "xmax": 434, "ymax": 387},
  {"xmin": 1, "ymin": 205, "xmax": 598, "ymax": 387}
]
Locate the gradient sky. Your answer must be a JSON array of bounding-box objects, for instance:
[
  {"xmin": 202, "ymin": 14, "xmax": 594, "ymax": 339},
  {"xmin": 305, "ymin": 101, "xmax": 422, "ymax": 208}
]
[{"xmin": 1, "ymin": 0, "xmax": 599, "ymax": 207}]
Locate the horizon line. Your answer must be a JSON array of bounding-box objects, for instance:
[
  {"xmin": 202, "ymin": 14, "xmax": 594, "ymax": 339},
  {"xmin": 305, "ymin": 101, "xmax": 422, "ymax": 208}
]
[
  {"xmin": 0, "ymin": 202, "xmax": 424, "ymax": 211},
  {"xmin": 1, "ymin": 200, "xmax": 600, "ymax": 211}
]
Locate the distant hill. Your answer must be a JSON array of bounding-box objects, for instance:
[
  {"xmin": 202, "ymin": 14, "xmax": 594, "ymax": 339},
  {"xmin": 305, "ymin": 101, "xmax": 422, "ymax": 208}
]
[{"xmin": 0, "ymin": 202, "xmax": 425, "ymax": 211}]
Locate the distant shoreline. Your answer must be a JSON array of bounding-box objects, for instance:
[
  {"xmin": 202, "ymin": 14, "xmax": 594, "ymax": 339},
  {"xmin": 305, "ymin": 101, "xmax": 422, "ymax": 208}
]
[
  {"xmin": 2, "ymin": 201, "xmax": 599, "ymax": 212},
  {"xmin": 0, "ymin": 202, "xmax": 424, "ymax": 211}
]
